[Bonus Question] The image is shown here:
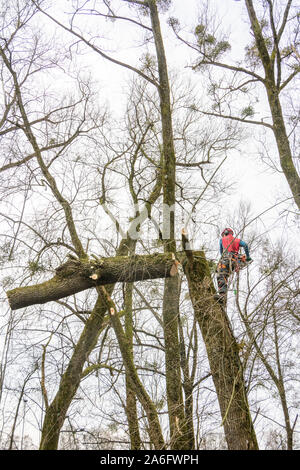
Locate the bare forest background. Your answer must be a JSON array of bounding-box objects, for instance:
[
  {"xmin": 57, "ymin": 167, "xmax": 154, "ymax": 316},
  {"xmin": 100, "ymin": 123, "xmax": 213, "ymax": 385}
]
[{"xmin": 0, "ymin": 0, "xmax": 299, "ymax": 451}]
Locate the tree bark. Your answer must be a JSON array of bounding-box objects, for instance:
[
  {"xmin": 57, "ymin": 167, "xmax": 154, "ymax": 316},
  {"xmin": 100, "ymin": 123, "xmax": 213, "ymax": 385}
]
[
  {"xmin": 178, "ymin": 314, "xmax": 196, "ymax": 449},
  {"xmin": 266, "ymin": 83, "xmax": 300, "ymax": 211},
  {"xmin": 124, "ymin": 271, "xmax": 142, "ymax": 449}
]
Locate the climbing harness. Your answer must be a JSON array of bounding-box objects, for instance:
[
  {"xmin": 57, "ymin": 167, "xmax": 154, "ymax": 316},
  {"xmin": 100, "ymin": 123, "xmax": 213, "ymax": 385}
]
[{"xmin": 216, "ymin": 253, "xmax": 252, "ymax": 297}]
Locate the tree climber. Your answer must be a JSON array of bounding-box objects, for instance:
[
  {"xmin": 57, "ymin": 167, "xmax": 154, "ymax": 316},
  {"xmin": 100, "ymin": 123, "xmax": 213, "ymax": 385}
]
[{"xmin": 216, "ymin": 228, "xmax": 252, "ymax": 296}]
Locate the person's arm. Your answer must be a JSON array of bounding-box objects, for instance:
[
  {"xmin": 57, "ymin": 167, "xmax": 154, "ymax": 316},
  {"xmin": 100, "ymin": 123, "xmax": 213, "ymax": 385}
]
[{"xmin": 239, "ymin": 240, "xmax": 251, "ymax": 260}]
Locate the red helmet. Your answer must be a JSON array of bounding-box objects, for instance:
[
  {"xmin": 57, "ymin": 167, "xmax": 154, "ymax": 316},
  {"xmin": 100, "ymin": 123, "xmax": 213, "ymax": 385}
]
[{"xmin": 221, "ymin": 227, "xmax": 234, "ymax": 237}]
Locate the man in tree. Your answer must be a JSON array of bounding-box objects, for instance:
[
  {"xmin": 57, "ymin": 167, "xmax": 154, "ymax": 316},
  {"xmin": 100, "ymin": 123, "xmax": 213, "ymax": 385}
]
[{"xmin": 216, "ymin": 228, "xmax": 252, "ymax": 296}]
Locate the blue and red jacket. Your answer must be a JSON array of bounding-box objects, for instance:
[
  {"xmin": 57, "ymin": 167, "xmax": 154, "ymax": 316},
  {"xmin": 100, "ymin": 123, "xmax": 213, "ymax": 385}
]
[{"xmin": 219, "ymin": 234, "xmax": 250, "ymax": 258}]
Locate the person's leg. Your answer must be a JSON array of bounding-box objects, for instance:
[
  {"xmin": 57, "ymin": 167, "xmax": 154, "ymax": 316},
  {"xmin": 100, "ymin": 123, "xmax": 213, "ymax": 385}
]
[{"xmin": 217, "ymin": 258, "xmax": 229, "ymax": 294}]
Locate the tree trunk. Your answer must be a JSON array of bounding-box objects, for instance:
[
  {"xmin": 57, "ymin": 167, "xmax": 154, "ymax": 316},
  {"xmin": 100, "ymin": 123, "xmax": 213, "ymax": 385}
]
[
  {"xmin": 178, "ymin": 315, "xmax": 196, "ymax": 449},
  {"xmin": 125, "ymin": 375, "xmax": 141, "ymax": 450},
  {"xmin": 39, "ymin": 294, "xmax": 107, "ymax": 449},
  {"xmin": 182, "ymin": 237, "xmax": 258, "ymax": 450},
  {"xmin": 267, "ymin": 86, "xmax": 300, "ymax": 211},
  {"xmin": 148, "ymin": 0, "xmax": 188, "ymax": 449},
  {"xmin": 124, "ymin": 276, "xmax": 142, "ymax": 449},
  {"xmin": 245, "ymin": 0, "xmax": 300, "ymax": 211}
]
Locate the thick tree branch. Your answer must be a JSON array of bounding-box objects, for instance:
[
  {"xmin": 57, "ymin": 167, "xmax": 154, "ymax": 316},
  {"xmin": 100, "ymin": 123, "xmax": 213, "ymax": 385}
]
[
  {"xmin": 279, "ymin": 67, "xmax": 300, "ymax": 91},
  {"xmin": 245, "ymin": 0, "xmax": 272, "ymax": 73},
  {"xmin": 197, "ymin": 109, "xmax": 274, "ymax": 130},
  {"xmin": 277, "ymin": 0, "xmax": 293, "ymax": 44},
  {"xmin": 75, "ymin": 7, "xmax": 152, "ymax": 32},
  {"xmin": 6, "ymin": 251, "xmax": 189, "ymax": 310},
  {"xmin": 31, "ymin": 0, "xmax": 159, "ymax": 88}
]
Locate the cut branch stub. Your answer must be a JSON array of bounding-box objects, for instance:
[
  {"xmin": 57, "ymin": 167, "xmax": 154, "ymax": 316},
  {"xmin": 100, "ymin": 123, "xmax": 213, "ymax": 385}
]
[{"xmin": 181, "ymin": 228, "xmax": 194, "ymax": 261}]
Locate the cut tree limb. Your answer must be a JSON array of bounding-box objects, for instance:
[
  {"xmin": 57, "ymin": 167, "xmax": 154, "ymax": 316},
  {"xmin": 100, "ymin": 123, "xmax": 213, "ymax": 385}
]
[{"xmin": 7, "ymin": 251, "xmax": 195, "ymax": 310}]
